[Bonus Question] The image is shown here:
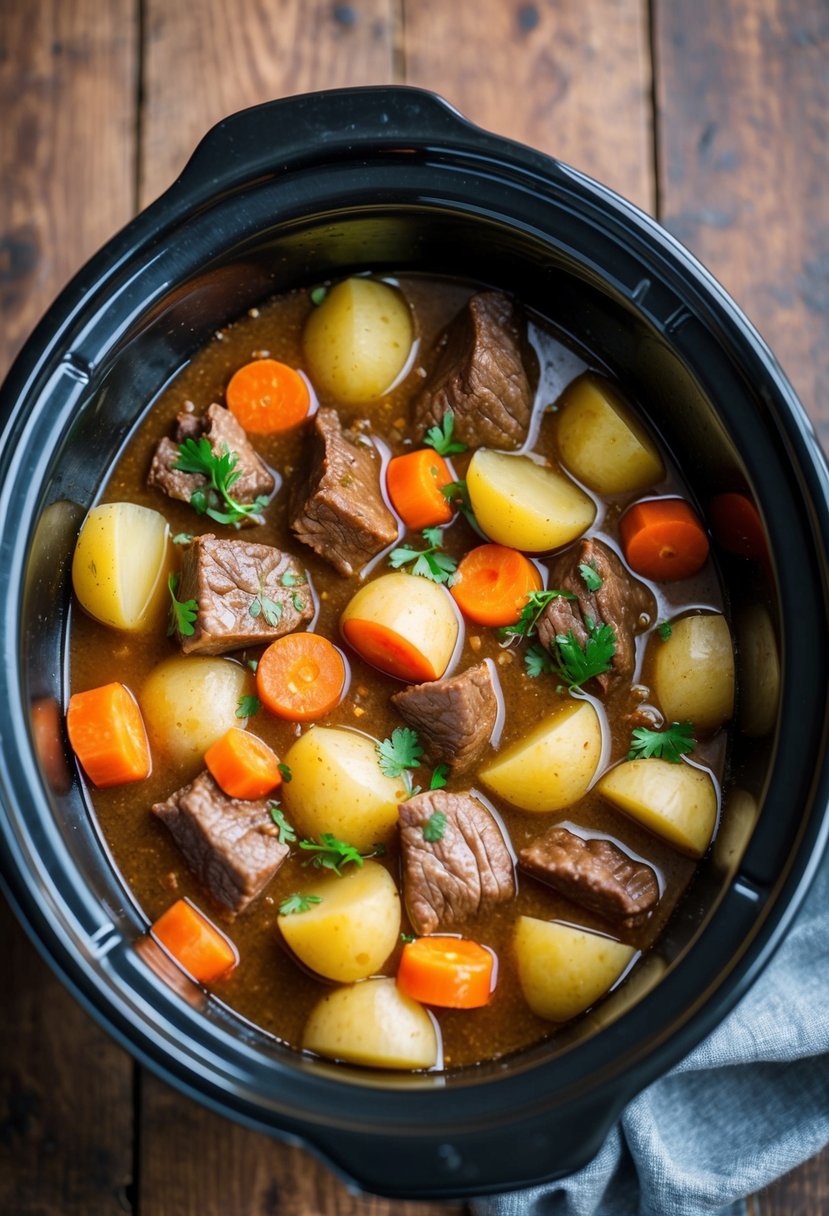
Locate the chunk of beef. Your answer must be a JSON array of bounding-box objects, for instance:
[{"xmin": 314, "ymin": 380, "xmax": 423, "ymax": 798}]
[
  {"xmin": 174, "ymin": 533, "xmax": 313, "ymax": 654},
  {"xmin": 398, "ymin": 790, "xmax": 515, "ymax": 935},
  {"xmin": 537, "ymin": 537, "xmax": 655, "ymax": 693},
  {"xmin": 518, "ymin": 826, "xmax": 659, "ymax": 924},
  {"xmin": 290, "ymin": 408, "xmax": 398, "ymax": 576},
  {"xmin": 148, "ymin": 403, "xmax": 275, "ymax": 509},
  {"xmin": 411, "ymin": 291, "xmax": 534, "ymax": 450},
  {"xmin": 391, "ymin": 662, "xmax": 499, "ymax": 775},
  {"xmin": 152, "ymin": 771, "xmax": 288, "ymax": 913}
]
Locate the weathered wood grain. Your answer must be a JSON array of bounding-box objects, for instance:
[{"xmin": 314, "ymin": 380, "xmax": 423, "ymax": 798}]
[
  {"xmin": 750, "ymin": 1144, "xmax": 829, "ymax": 1215},
  {"xmin": 140, "ymin": 0, "xmax": 395, "ymax": 205},
  {"xmin": 654, "ymin": 0, "xmax": 829, "ymax": 441},
  {"xmin": 403, "ymin": 0, "xmax": 653, "ymax": 213}
]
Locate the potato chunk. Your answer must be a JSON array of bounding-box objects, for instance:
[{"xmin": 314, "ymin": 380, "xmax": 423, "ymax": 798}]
[
  {"xmin": 597, "ymin": 757, "xmax": 718, "ymax": 857},
  {"xmin": 72, "ymin": 502, "xmax": 172, "ymax": 631},
  {"xmin": 303, "ymin": 278, "xmax": 413, "ymax": 404},
  {"xmin": 513, "ymin": 916, "xmax": 634, "ymax": 1022},
  {"xmin": 303, "ymin": 977, "xmax": 438, "ymax": 1070},
  {"xmin": 652, "ymin": 613, "xmax": 734, "ymax": 733},
  {"xmin": 278, "ymin": 861, "xmax": 400, "ymax": 982},
  {"xmin": 467, "ymin": 449, "xmax": 595, "ymax": 552},
  {"xmin": 479, "ymin": 699, "xmax": 602, "ymax": 812},
  {"xmin": 555, "ymin": 374, "xmax": 665, "ymax": 493},
  {"xmin": 139, "ymin": 656, "xmax": 253, "ymax": 765},
  {"xmin": 282, "ymin": 727, "xmax": 405, "ymax": 850},
  {"xmin": 735, "ymin": 604, "xmax": 780, "ymax": 738},
  {"xmin": 341, "ymin": 572, "xmax": 459, "ymax": 683}
]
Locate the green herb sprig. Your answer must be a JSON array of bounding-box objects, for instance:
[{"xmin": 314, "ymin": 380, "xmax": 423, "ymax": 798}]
[
  {"xmin": 279, "ymin": 892, "xmax": 322, "ymax": 915},
  {"xmin": 388, "ymin": 527, "xmax": 458, "ymax": 585},
  {"xmin": 269, "ymin": 804, "xmax": 297, "ymax": 845},
  {"xmin": 167, "ymin": 573, "xmax": 198, "ymax": 637},
  {"xmin": 376, "ymin": 728, "xmax": 424, "ymax": 795},
  {"xmin": 174, "ymin": 436, "xmax": 269, "ymax": 527},
  {"xmin": 298, "ymin": 833, "xmax": 377, "ymax": 875},
  {"xmin": 423, "ymin": 411, "xmax": 467, "ymax": 457},
  {"xmin": 628, "ymin": 721, "xmax": 696, "ymax": 764},
  {"xmin": 499, "ymin": 589, "xmax": 577, "ymax": 642}
]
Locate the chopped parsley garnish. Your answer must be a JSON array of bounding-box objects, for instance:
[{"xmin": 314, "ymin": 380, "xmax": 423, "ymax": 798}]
[
  {"xmin": 249, "ymin": 579, "xmax": 283, "ymax": 627},
  {"xmin": 269, "ymin": 803, "xmax": 297, "ymax": 844},
  {"xmin": 237, "ymin": 693, "xmax": 261, "ymax": 718},
  {"xmin": 167, "ymin": 573, "xmax": 198, "ymax": 637},
  {"xmin": 400, "ymin": 932, "xmax": 417, "ymax": 944},
  {"xmin": 246, "ymin": 657, "xmax": 259, "ymax": 673},
  {"xmin": 278, "ymin": 762, "xmax": 292, "ymax": 783},
  {"xmin": 430, "ymin": 763, "xmax": 450, "ymax": 790},
  {"xmin": 658, "ymin": 620, "xmax": 673, "ymax": 640},
  {"xmin": 281, "ymin": 568, "xmax": 306, "ymax": 587},
  {"xmin": 499, "ymin": 589, "xmax": 576, "ymax": 641},
  {"xmin": 376, "ymin": 728, "xmax": 424, "ymax": 790},
  {"xmin": 553, "ymin": 616, "xmax": 617, "ymax": 689},
  {"xmin": 388, "ymin": 527, "xmax": 458, "ymax": 585},
  {"xmin": 441, "ymin": 479, "xmax": 482, "ymax": 534},
  {"xmin": 309, "ymin": 285, "xmax": 327, "ymax": 306},
  {"xmin": 422, "ymin": 811, "xmax": 447, "ymax": 842},
  {"xmin": 423, "ymin": 411, "xmax": 467, "ymax": 457},
  {"xmin": 174, "ymin": 435, "xmax": 269, "ymax": 527},
  {"xmin": 291, "ymin": 592, "xmax": 305, "ymax": 613},
  {"xmin": 628, "ymin": 721, "xmax": 696, "ymax": 764},
  {"xmin": 279, "ymin": 892, "xmax": 322, "ymax": 915},
  {"xmin": 524, "ymin": 642, "xmax": 554, "ymax": 678},
  {"xmin": 299, "ymin": 833, "xmax": 367, "ymax": 875},
  {"xmin": 579, "ymin": 560, "xmax": 603, "ymax": 592},
  {"xmin": 172, "ymin": 532, "xmax": 194, "ymax": 545}
]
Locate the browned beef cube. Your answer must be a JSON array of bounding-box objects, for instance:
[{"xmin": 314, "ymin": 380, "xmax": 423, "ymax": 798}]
[
  {"xmin": 152, "ymin": 771, "xmax": 288, "ymax": 913},
  {"xmin": 174, "ymin": 533, "xmax": 313, "ymax": 654},
  {"xmin": 290, "ymin": 408, "xmax": 398, "ymax": 576},
  {"xmin": 148, "ymin": 403, "xmax": 275, "ymax": 509},
  {"xmin": 518, "ymin": 826, "xmax": 659, "ymax": 924},
  {"xmin": 398, "ymin": 790, "xmax": 515, "ymax": 935},
  {"xmin": 391, "ymin": 662, "xmax": 499, "ymax": 775},
  {"xmin": 537, "ymin": 537, "xmax": 655, "ymax": 693},
  {"xmin": 411, "ymin": 291, "xmax": 534, "ymax": 450}
]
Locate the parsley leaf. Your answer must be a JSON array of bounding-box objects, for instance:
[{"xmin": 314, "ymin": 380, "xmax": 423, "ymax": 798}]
[
  {"xmin": 430, "ymin": 763, "xmax": 450, "ymax": 790},
  {"xmin": 499, "ymin": 589, "xmax": 577, "ymax": 641},
  {"xmin": 269, "ymin": 803, "xmax": 297, "ymax": 844},
  {"xmin": 400, "ymin": 932, "xmax": 417, "ymax": 944},
  {"xmin": 279, "ymin": 892, "xmax": 322, "ymax": 915},
  {"xmin": 167, "ymin": 573, "xmax": 198, "ymax": 637},
  {"xmin": 291, "ymin": 592, "xmax": 306, "ymax": 613},
  {"xmin": 309, "ymin": 285, "xmax": 327, "ymax": 306},
  {"xmin": 658, "ymin": 620, "xmax": 673, "ymax": 640},
  {"xmin": 553, "ymin": 616, "xmax": 617, "ymax": 689},
  {"xmin": 278, "ymin": 762, "xmax": 292, "ymax": 783},
  {"xmin": 172, "ymin": 532, "xmax": 194, "ymax": 545},
  {"xmin": 299, "ymin": 833, "xmax": 366, "ymax": 875},
  {"xmin": 524, "ymin": 642, "xmax": 554, "ymax": 678},
  {"xmin": 579, "ymin": 560, "xmax": 603, "ymax": 592},
  {"xmin": 174, "ymin": 435, "xmax": 269, "ymax": 528},
  {"xmin": 249, "ymin": 591, "xmax": 283, "ymax": 627},
  {"xmin": 388, "ymin": 529, "xmax": 458, "ymax": 585},
  {"xmin": 423, "ymin": 411, "xmax": 467, "ymax": 457},
  {"xmin": 281, "ymin": 568, "xmax": 306, "ymax": 587},
  {"xmin": 237, "ymin": 693, "xmax": 261, "ymax": 718},
  {"xmin": 441, "ymin": 478, "xmax": 483, "ymax": 535},
  {"xmin": 628, "ymin": 721, "xmax": 696, "ymax": 763},
  {"xmin": 422, "ymin": 811, "xmax": 447, "ymax": 842},
  {"xmin": 376, "ymin": 727, "xmax": 424, "ymax": 783}
]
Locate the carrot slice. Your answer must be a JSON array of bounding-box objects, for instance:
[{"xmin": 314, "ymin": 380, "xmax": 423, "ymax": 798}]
[
  {"xmin": 256, "ymin": 632, "xmax": 346, "ymax": 721},
  {"xmin": 226, "ymin": 358, "xmax": 311, "ymax": 434},
  {"xmin": 151, "ymin": 899, "xmax": 238, "ymax": 984},
  {"xmin": 66, "ymin": 682, "xmax": 151, "ymax": 788},
  {"xmin": 386, "ymin": 449, "xmax": 454, "ymax": 531},
  {"xmin": 450, "ymin": 543, "xmax": 542, "ymax": 626},
  {"xmin": 397, "ymin": 936, "xmax": 496, "ymax": 1009},
  {"xmin": 340, "ymin": 618, "xmax": 437, "ymax": 683},
  {"xmin": 204, "ymin": 727, "xmax": 283, "ymax": 799},
  {"xmin": 709, "ymin": 492, "xmax": 767, "ymax": 561},
  {"xmin": 619, "ymin": 498, "xmax": 710, "ymax": 581}
]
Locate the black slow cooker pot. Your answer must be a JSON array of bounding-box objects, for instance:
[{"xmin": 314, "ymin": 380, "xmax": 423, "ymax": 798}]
[{"xmin": 2, "ymin": 87, "xmax": 828, "ymax": 1199}]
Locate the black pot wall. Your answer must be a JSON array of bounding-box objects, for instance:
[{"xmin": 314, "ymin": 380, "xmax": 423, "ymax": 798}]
[{"xmin": 1, "ymin": 88, "xmax": 829, "ymax": 1198}]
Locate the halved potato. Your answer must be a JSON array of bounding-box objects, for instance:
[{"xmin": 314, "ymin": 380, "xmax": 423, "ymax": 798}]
[
  {"xmin": 341, "ymin": 571, "xmax": 459, "ymax": 683},
  {"xmin": 303, "ymin": 977, "xmax": 438, "ymax": 1070},
  {"xmin": 303, "ymin": 277, "xmax": 413, "ymax": 404},
  {"xmin": 513, "ymin": 916, "xmax": 635, "ymax": 1022},
  {"xmin": 652, "ymin": 613, "xmax": 734, "ymax": 733},
  {"xmin": 282, "ymin": 726, "xmax": 405, "ymax": 850},
  {"xmin": 479, "ymin": 699, "xmax": 602, "ymax": 812},
  {"xmin": 466, "ymin": 449, "xmax": 596, "ymax": 552},
  {"xmin": 72, "ymin": 502, "xmax": 172, "ymax": 631},
  {"xmin": 555, "ymin": 374, "xmax": 665, "ymax": 493},
  {"xmin": 278, "ymin": 861, "xmax": 400, "ymax": 982},
  {"xmin": 140, "ymin": 656, "xmax": 253, "ymax": 765},
  {"xmin": 597, "ymin": 757, "xmax": 717, "ymax": 857}
]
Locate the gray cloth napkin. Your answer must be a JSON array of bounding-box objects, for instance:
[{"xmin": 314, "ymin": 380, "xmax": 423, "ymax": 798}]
[{"xmin": 475, "ymin": 853, "xmax": 829, "ymax": 1216}]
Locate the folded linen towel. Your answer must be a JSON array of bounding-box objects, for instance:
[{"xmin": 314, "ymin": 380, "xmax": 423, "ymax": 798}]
[{"xmin": 475, "ymin": 853, "xmax": 829, "ymax": 1216}]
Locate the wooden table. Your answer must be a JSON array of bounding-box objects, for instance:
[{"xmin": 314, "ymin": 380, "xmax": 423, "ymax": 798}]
[{"xmin": 1, "ymin": 1, "xmax": 827, "ymax": 1212}]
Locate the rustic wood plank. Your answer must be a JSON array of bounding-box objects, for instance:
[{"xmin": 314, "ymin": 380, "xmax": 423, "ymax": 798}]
[
  {"xmin": 750, "ymin": 1144, "xmax": 829, "ymax": 1216},
  {"xmin": 140, "ymin": 0, "xmax": 395, "ymax": 205},
  {"xmin": 403, "ymin": 0, "xmax": 653, "ymax": 214},
  {"xmin": 654, "ymin": 0, "xmax": 829, "ymax": 442}
]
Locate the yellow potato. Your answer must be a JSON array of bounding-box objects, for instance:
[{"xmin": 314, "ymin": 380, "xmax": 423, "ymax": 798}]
[
  {"xmin": 303, "ymin": 977, "xmax": 438, "ymax": 1070},
  {"xmin": 72, "ymin": 502, "xmax": 172, "ymax": 631},
  {"xmin": 597, "ymin": 757, "xmax": 718, "ymax": 857},
  {"xmin": 340, "ymin": 571, "xmax": 459, "ymax": 683},
  {"xmin": 303, "ymin": 277, "xmax": 413, "ymax": 404},
  {"xmin": 479, "ymin": 699, "xmax": 602, "ymax": 812},
  {"xmin": 278, "ymin": 861, "xmax": 400, "ymax": 982},
  {"xmin": 513, "ymin": 916, "xmax": 635, "ymax": 1022},
  {"xmin": 555, "ymin": 374, "xmax": 665, "ymax": 493},
  {"xmin": 139, "ymin": 656, "xmax": 253, "ymax": 765},
  {"xmin": 652, "ymin": 613, "xmax": 734, "ymax": 733},
  {"xmin": 711, "ymin": 787, "xmax": 760, "ymax": 874},
  {"xmin": 282, "ymin": 726, "xmax": 405, "ymax": 850},
  {"xmin": 466, "ymin": 449, "xmax": 595, "ymax": 552},
  {"xmin": 735, "ymin": 604, "xmax": 780, "ymax": 737}
]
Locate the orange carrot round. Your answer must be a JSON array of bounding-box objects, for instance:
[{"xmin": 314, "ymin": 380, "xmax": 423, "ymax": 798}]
[
  {"xmin": 66, "ymin": 682, "xmax": 151, "ymax": 788},
  {"xmin": 340, "ymin": 618, "xmax": 437, "ymax": 683},
  {"xmin": 256, "ymin": 632, "xmax": 346, "ymax": 721},
  {"xmin": 204, "ymin": 727, "xmax": 283, "ymax": 799},
  {"xmin": 397, "ymin": 936, "xmax": 496, "ymax": 1009},
  {"xmin": 619, "ymin": 498, "xmax": 710, "ymax": 581},
  {"xmin": 450, "ymin": 543, "xmax": 542, "ymax": 626},
  {"xmin": 151, "ymin": 899, "xmax": 238, "ymax": 984},
  {"xmin": 226, "ymin": 358, "xmax": 311, "ymax": 434},
  {"xmin": 709, "ymin": 492, "xmax": 767, "ymax": 561},
  {"xmin": 386, "ymin": 449, "xmax": 454, "ymax": 531}
]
